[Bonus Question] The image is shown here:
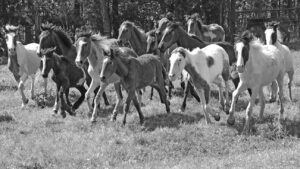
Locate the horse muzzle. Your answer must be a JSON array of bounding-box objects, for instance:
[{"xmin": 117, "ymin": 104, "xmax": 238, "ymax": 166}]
[
  {"xmin": 100, "ymin": 76, "xmax": 106, "ymax": 83},
  {"xmin": 236, "ymin": 65, "xmax": 245, "ymax": 73},
  {"xmin": 8, "ymin": 48, "xmax": 16, "ymax": 55}
]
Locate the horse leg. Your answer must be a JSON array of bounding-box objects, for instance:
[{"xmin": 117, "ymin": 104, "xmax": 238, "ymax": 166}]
[
  {"xmin": 214, "ymin": 76, "xmax": 225, "ymax": 111},
  {"xmin": 189, "ymin": 82, "xmax": 201, "ymax": 102},
  {"xmin": 111, "ymin": 82, "xmax": 123, "ymax": 121},
  {"xmin": 73, "ymin": 85, "xmax": 87, "ymax": 110},
  {"xmin": 168, "ymin": 82, "xmax": 174, "ymax": 99},
  {"xmin": 149, "ymin": 87, "xmax": 154, "ymax": 100},
  {"xmin": 268, "ymin": 81, "xmax": 278, "ymax": 103},
  {"xmin": 43, "ymin": 77, "xmax": 48, "ymax": 98},
  {"xmin": 90, "ymin": 83, "xmax": 108, "ymax": 123},
  {"xmin": 258, "ymin": 87, "xmax": 265, "ymax": 121},
  {"xmin": 137, "ymin": 90, "xmax": 144, "ymax": 106},
  {"xmin": 194, "ymin": 87, "xmax": 215, "ymax": 124},
  {"xmin": 242, "ymin": 87, "xmax": 259, "ymax": 135},
  {"xmin": 19, "ymin": 74, "xmax": 29, "ymax": 107},
  {"xmin": 180, "ymin": 82, "xmax": 190, "ymax": 113},
  {"xmin": 227, "ymin": 82, "xmax": 247, "ymax": 125},
  {"xmin": 30, "ymin": 75, "xmax": 35, "ymax": 100},
  {"xmin": 152, "ymin": 84, "xmax": 170, "ymax": 113},
  {"xmin": 64, "ymin": 88, "xmax": 71, "ymax": 107},
  {"xmin": 58, "ymin": 87, "xmax": 67, "ymax": 118},
  {"xmin": 276, "ymin": 74, "xmax": 285, "ymax": 124},
  {"xmin": 61, "ymin": 83, "xmax": 75, "ymax": 116},
  {"xmin": 53, "ymin": 83, "xmax": 61, "ymax": 114},
  {"xmin": 86, "ymin": 79, "xmax": 99, "ymax": 114},
  {"xmin": 101, "ymin": 90, "xmax": 110, "ymax": 106},
  {"xmin": 132, "ymin": 93, "xmax": 144, "ymax": 125},
  {"xmin": 122, "ymin": 89, "xmax": 134, "ymax": 125},
  {"xmin": 287, "ymin": 70, "xmax": 294, "ymax": 101}
]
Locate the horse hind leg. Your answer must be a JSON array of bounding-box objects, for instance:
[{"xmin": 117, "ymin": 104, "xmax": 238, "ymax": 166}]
[
  {"xmin": 287, "ymin": 70, "xmax": 294, "ymax": 101},
  {"xmin": 19, "ymin": 74, "xmax": 29, "ymax": 107},
  {"xmin": 30, "ymin": 75, "xmax": 36, "ymax": 100},
  {"xmin": 242, "ymin": 87, "xmax": 259, "ymax": 135},
  {"xmin": 111, "ymin": 82, "xmax": 123, "ymax": 122},
  {"xmin": 258, "ymin": 87, "xmax": 265, "ymax": 121},
  {"xmin": 152, "ymin": 83, "xmax": 170, "ymax": 114},
  {"xmin": 72, "ymin": 85, "xmax": 87, "ymax": 111},
  {"xmin": 132, "ymin": 93, "xmax": 144, "ymax": 125},
  {"xmin": 268, "ymin": 81, "xmax": 278, "ymax": 103},
  {"xmin": 90, "ymin": 83, "xmax": 108, "ymax": 123}
]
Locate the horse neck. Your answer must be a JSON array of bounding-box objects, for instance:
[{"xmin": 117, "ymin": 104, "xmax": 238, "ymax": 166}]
[
  {"xmin": 129, "ymin": 28, "xmax": 147, "ymax": 55},
  {"xmin": 87, "ymin": 41, "xmax": 103, "ymax": 68},
  {"xmin": 53, "ymin": 32, "xmax": 76, "ymax": 61},
  {"xmin": 177, "ymin": 28, "xmax": 206, "ymax": 50},
  {"xmin": 15, "ymin": 42, "xmax": 26, "ymax": 64},
  {"xmin": 51, "ymin": 55, "xmax": 62, "ymax": 75},
  {"xmin": 115, "ymin": 56, "xmax": 129, "ymax": 77}
]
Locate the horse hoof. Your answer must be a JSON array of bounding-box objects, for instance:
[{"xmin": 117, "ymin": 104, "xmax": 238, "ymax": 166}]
[
  {"xmin": 53, "ymin": 109, "xmax": 58, "ymax": 114},
  {"xmin": 104, "ymin": 100, "xmax": 110, "ymax": 106},
  {"xmin": 90, "ymin": 117, "xmax": 96, "ymax": 123},
  {"xmin": 60, "ymin": 111, "xmax": 67, "ymax": 118},
  {"xmin": 179, "ymin": 108, "xmax": 185, "ymax": 113},
  {"xmin": 225, "ymin": 109, "xmax": 230, "ymax": 115},
  {"xmin": 227, "ymin": 117, "xmax": 235, "ymax": 126},
  {"xmin": 24, "ymin": 98, "xmax": 29, "ymax": 104},
  {"xmin": 214, "ymin": 115, "xmax": 221, "ymax": 121}
]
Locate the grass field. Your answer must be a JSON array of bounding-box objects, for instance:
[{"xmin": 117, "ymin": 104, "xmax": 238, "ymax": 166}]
[{"xmin": 0, "ymin": 51, "xmax": 299, "ymax": 169}]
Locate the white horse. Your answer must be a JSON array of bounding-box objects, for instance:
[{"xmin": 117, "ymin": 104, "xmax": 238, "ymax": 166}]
[
  {"xmin": 4, "ymin": 25, "xmax": 47, "ymax": 107},
  {"xmin": 228, "ymin": 31, "xmax": 286, "ymax": 134},
  {"xmin": 168, "ymin": 45, "xmax": 231, "ymax": 124},
  {"xmin": 265, "ymin": 23, "xmax": 294, "ymax": 101}
]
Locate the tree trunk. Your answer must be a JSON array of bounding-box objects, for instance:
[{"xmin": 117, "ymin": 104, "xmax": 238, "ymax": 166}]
[
  {"xmin": 100, "ymin": 0, "xmax": 111, "ymax": 37},
  {"xmin": 229, "ymin": 0, "xmax": 236, "ymax": 43},
  {"xmin": 111, "ymin": 0, "xmax": 119, "ymax": 38}
]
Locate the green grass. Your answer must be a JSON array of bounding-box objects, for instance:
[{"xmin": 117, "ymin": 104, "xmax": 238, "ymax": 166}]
[{"xmin": 0, "ymin": 51, "xmax": 299, "ymax": 169}]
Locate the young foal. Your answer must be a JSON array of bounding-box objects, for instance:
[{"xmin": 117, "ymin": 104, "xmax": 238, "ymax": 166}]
[
  {"xmin": 169, "ymin": 45, "xmax": 231, "ymax": 124},
  {"xmin": 100, "ymin": 48, "xmax": 170, "ymax": 125},
  {"xmin": 228, "ymin": 31, "xmax": 285, "ymax": 134},
  {"xmin": 265, "ymin": 23, "xmax": 294, "ymax": 101},
  {"xmin": 4, "ymin": 25, "xmax": 47, "ymax": 107}
]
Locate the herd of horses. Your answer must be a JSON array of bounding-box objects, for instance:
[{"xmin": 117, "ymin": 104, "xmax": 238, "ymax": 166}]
[{"xmin": 2, "ymin": 13, "xmax": 295, "ymax": 134}]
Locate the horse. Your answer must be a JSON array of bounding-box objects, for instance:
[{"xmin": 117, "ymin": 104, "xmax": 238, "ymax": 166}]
[
  {"xmin": 185, "ymin": 13, "xmax": 225, "ymax": 42},
  {"xmin": 74, "ymin": 32, "xmax": 137, "ymax": 122},
  {"xmin": 40, "ymin": 47, "xmax": 86, "ymax": 118},
  {"xmin": 37, "ymin": 23, "xmax": 110, "ymax": 106},
  {"xmin": 169, "ymin": 46, "xmax": 231, "ymax": 124},
  {"xmin": 3, "ymin": 25, "xmax": 48, "ymax": 107},
  {"xmin": 158, "ymin": 22, "xmax": 248, "ymax": 111},
  {"xmin": 265, "ymin": 22, "xmax": 294, "ymax": 101},
  {"xmin": 228, "ymin": 31, "xmax": 286, "ymax": 134},
  {"xmin": 118, "ymin": 20, "xmax": 173, "ymax": 100},
  {"xmin": 100, "ymin": 47, "xmax": 170, "ymax": 125}
]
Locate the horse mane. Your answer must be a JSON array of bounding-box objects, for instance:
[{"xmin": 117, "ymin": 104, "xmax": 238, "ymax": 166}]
[
  {"xmin": 166, "ymin": 22, "xmax": 181, "ymax": 31},
  {"xmin": 41, "ymin": 23, "xmax": 73, "ymax": 49}
]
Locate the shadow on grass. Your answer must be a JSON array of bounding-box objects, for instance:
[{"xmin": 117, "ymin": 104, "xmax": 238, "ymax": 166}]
[
  {"xmin": 0, "ymin": 84, "xmax": 17, "ymax": 91},
  {"xmin": 0, "ymin": 112, "xmax": 14, "ymax": 122},
  {"xmin": 143, "ymin": 112, "xmax": 204, "ymax": 131}
]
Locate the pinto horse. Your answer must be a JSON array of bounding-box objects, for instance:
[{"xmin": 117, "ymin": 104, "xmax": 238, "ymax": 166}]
[
  {"xmin": 169, "ymin": 46, "xmax": 231, "ymax": 124},
  {"xmin": 265, "ymin": 22, "xmax": 294, "ymax": 101},
  {"xmin": 158, "ymin": 22, "xmax": 247, "ymax": 112},
  {"xmin": 185, "ymin": 13, "xmax": 225, "ymax": 42},
  {"xmin": 100, "ymin": 47, "xmax": 170, "ymax": 125},
  {"xmin": 4, "ymin": 25, "xmax": 48, "ymax": 107},
  {"xmin": 37, "ymin": 23, "xmax": 109, "ymax": 106},
  {"xmin": 40, "ymin": 47, "xmax": 86, "ymax": 118},
  {"xmin": 75, "ymin": 32, "xmax": 137, "ymax": 122},
  {"xmin": 228, "ymin": 31, "xmax": 286, "ymax": 134}
]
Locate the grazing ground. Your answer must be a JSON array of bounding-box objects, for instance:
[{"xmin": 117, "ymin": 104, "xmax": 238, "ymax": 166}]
[{"xmin": 0, "ymin": 51, "xmax": 299, "ymax": 169}]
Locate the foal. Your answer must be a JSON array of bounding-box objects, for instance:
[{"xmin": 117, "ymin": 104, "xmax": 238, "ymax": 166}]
[
  {"xmin": 41, "ymin": 48, "xmax": 86, "ymax": 118},
  {"xmin": 169, "ymin": 45, "xmax": 231, "ymax": 124},
  {"xmin": 100, "ymin": 48, "xmax": 170, "ymax": 125}
]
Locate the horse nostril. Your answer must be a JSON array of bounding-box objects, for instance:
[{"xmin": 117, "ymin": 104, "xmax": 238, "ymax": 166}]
[
  {"xmin": 75, "ymin": 60, "xmax": 83, "ymax": 66},
  {"xmin": 100, "ymin": 76, "xmax": 106, "ymax": 81},
  {"xmin": 42, "ymin": 74, "xmax": 48, "ymax": 78}
]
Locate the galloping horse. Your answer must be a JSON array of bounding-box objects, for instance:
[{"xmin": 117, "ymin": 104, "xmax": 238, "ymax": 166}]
[
  {"xmin": 100, "ymin": 48, "xmax": 170, "ymax": 125},
  {"xmin": 265, "ymin": 22, "xmax": 294, "ymax": 101},
  {"xmin": 169, "ymin": 46, "xmax": 231, "ymax": 123},
  {"xmin": 228, "ymin": 31, "xmax": 285, "ymax": 134},
  {"xmin": 158, "ymin": 22, "xmax": 245, "ymax": 112},
  {"xmin": 185, "ymin": 13, "xmax": 225, "ymax": 42},
  {"xmin": 4, "ymin": 25, "xmax": 47, "ymax": 107},
  {"xmin": 75, "ymin": 32, "xmax": 137, "ymax": 122},
  {"xmin": 40, "ymin": 47, "xmax": 86, "ymax": 118},
  {"xmin": 37, "ymin": 23, "xmax": 109, "ymax": 107},
  {"xmin": 118, "ymin": 20, "xmax": 173, "ymax": 99}
]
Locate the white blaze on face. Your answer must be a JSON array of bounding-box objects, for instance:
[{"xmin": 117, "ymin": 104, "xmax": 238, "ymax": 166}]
[
  {"xmin": 235, "ymin": 42, "xmax": 245, "ymax": 68},
  {"xmin": 264, "ymin": 28, "xmax": 274, "ymax": 45},
  {"xmin": 169, "ymin": 52, "xmax": 185, "ymax": 81},
  {"xmin": 187, "ymin": 20, "xmax": 192, "ymax": 34},
  {"xmin": 75, "ymin": 40, "xmax": 87, "ymax": 63},
  {"xmin": 41, "ymin": 55, "xmax": 47, "ymax": 74},
  {"xmin": 6, "ymin": 33, "xmax": 15, "ymax": 50},
  {"xmin": 100, "ymin": 57, "xmax": 110, "ymax": 78}
]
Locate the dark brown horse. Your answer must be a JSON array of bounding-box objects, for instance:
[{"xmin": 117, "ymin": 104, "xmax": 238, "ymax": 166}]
[
  {"xmin": 40, "ymin": 47, "xmax": 86, "ymax": 118},
  {"xmin": 100, "ymin": 47, "xmax": 170, "ymax": 125},
  {"xmin": 37, "ymin": 23, "xmax": 109, "ymax": 107}
]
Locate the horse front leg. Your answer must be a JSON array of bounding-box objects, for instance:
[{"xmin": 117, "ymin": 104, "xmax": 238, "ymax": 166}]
[
  {"xmin": 276, "ymin": 74, "xmax": 285, "ymax": 124},
  {"xmin": 53, "ymin": 83, "xmax": 61, "ymax": 114},
  {"xmin": 30, "ymin": 75, "xmax": 36, "ymax": 100},
  {"xmin": 258, "ymin": 87, "xmax": 265, "ymax": 121},
  {"xmin": 122, "ymin": 89, "xmax": 135, "ymax": 125},
  {"xmin": 242, "ymin": 87, "xmax": 259, "ymax": 135},
  {"xmin": 152, "ymin": 84, "xmax": 170, "ymax": 113},
  {"xmin": 111, "ymin": 82, "xmax": 123, "ymax": 121},
  {"xmin": 86, "ymin": 79, "xmax": 100, "ymax": 114},
  {"xmin": 287, "ymin": 70, "xmax": 294, "ymax": 101},
  {"xmin": 73, "ymin": 85, "xmax": 87, "ymax": 110},
  {"xmin": 18, "ymin": 74, "xmax": 29, "ymax": 107},
  {"xmin": 61, "ymin": 83, "xmax": 75, "ymax": 116},
  {"xmin": 227, "ymin": 82, "xmax": 247, "ymax": 125},
  {"xmin": 90, "ymin": 83, "xmax": 108, "ymax": 123},
  {"xmin": 132, "ymin": 93, "xmax": 144, "ymax": 125},
  {"xmin": 268, "ymin": 81, "xmax": 278, "ymax": 103},
  {"xmin": 43, "ymin": 77, "xmax": 48, "ymax": 98}
]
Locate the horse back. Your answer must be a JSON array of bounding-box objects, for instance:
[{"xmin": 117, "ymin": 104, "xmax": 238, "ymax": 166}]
[{"xmin": 214, "ymin": 42, "xmax": 236, "ymax": 65}]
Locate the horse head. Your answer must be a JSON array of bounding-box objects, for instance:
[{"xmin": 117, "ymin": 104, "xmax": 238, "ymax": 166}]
[
  {"xmin": 158, "ymin": 22, "xmax": 179, "ymax": 53},
  {"xmin": 235, "ymin": 31, "xmax": 253, "ymax": 73},
  {"xmin": 118, "ymin": 21, "xmax": 132, "ymax": 43},
  {"xmin": 74, "ymin": 32, "xmax": 92, "ymax": 68},
  {"xmin": 168, "ymin": 47, "xmax": 187, "ymax": 81},
  {"xmin": 264, "ymin": 21, "xmax": 281, "ymax": 45},
  {"xmin": 100, "ymin": 48, "xmax": 118, "ymax": 83},
  {"xmin": 37, "ymin": 23, "xmax": 57, "ymax": 57},
  {"xmin": 4, "ymin": 25, "xmax": 19, "ymax": 56},
  {"xmin": 146, "ymin": 30, "xmax": 158, "ymax": 54},
  {"xmin": 40, "ymin": 47, "xmax": 56, "ymax": 78}
]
